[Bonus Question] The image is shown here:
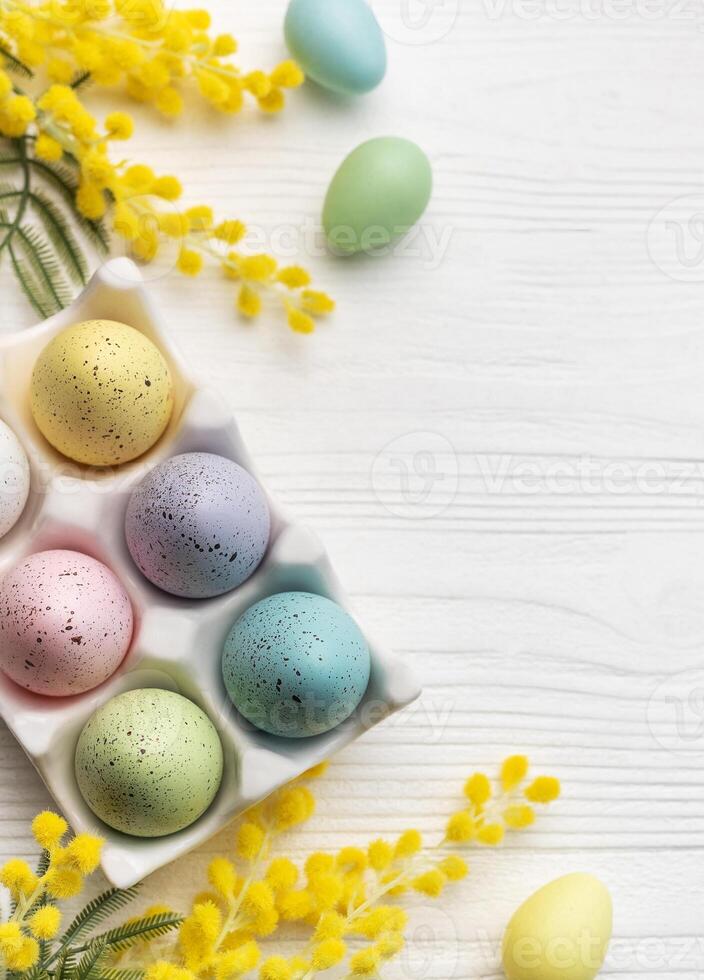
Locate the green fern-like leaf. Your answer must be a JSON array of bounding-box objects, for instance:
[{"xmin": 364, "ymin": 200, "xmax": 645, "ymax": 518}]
[
  {"xmin": 29, "ymin": 157, "xmax": 109, "ymax": 254},
  {"xmin": 0, "ymin": 135, "xmax": 112, "ymax": 318},
  {"xmin": 71, "ymin": 71, "xmax": 92, "ymax": 90},
  {"xmin": 55, "ymin": 946, "xmax": 79, "ymax": 980},
  {"xmin": 36, "ymin": 849, "xmax": 51, "ymax": 878},
  {"xmin": 7, "ymin": 243, "xmax": 55, "ymax": 317},
  {"xmin": 90, "ymin": 912, "xmax": 183, "ymax": 952},
  {"xmin": 59, "ymin": 887, "xmax": 141, "ymax": 949},
  {"xmin": 72, "ymin": 938, "xmax": 109, "ymax": 980},
  {"xmin": 32, "ymin": 849, "xmax": 53, "ymax": 968},
  {"xmin": 10, "ymin": 970, "xmax": 48, "ymax": 980},
  {"xmin": 16, "ymin": 224, "xmax": 73, "ymax": 311},
  {"xmin": 0, "ymin": 43, "xmax": 33, "ymax": 77},
  {"xmin": 0, "ymin": 180, "xmax": 20, "ymax": 203},
  {"xmin": 98, "ymin": 970, "xmax": 146, "ymax": 980},
  {"xmin": 31, "ymin": 189, "xmax": 89, "ymax": 285}
]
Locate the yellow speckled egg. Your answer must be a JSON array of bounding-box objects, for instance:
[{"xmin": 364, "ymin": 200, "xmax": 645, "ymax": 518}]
[
  {"xmin": 30, "ymin": 320, "xmax": 174, "ymax": 467},
  {"xmin": 502, "ymin": 873, "xmax": 612, "ymax": 980}
]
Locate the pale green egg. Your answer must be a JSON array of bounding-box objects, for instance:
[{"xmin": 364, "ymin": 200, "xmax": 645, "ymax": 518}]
[
  {"xmin": 502, "ymin": 873, "xmax": 613, "ymax": 980},
  {"xmin": 322, "ymin": 137, "xmax": 432, "ymax": 255},
  {"xmin": 75, "ymin": 689, "xmax": 223, "ymax": 837}
]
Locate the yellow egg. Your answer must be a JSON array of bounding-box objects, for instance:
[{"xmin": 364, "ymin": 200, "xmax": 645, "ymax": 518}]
[
  {"xmin": 502, "ymin": 873, "xmax": 612, "ymax": 980},
  {"xmin": 31, "ymin": 319, "xmax": 173, "ymax": 467}
]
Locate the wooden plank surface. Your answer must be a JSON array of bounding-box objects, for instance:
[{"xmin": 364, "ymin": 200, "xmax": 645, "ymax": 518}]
[{"xmin": 1, "ymin": 0, "xmax": 703, "ymax": 975}]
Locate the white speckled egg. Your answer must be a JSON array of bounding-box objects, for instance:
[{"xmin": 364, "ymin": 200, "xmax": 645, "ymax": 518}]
[
  {"xmin": 125, "ymin": 452, "xmax": 270, "ymax": 599},
  {"xmin": 222, "ymin": 591, "xmax": 371, "ymax": 737},
  {"xmin": 0, "ymin": 420, "xmax": 30, "ymax": 540},
  {"xmin": 75, "ymin": 688, "xmax": 224, "ymax": 837},
  {"xmin": 0, "ymin": 550, "xmax": 133, "ymax": 696},
  {"xmin": 30, "ymin": 320, "xmax": 174, "ymax": 467}
]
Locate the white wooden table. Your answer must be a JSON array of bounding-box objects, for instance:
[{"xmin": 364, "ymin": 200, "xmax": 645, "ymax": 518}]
[{"xmin": 2, "ymin": 1, "xmax": 704, "ymax": 976}]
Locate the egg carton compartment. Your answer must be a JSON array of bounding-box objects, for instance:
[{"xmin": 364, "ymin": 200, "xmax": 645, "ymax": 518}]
[
  {"xmin": 0, "ymin": 258, "xmax": 195, "ymax": 487},
  {"xmin": 0, "ymin": 259, "xmax": 421, "ymax": 887}
]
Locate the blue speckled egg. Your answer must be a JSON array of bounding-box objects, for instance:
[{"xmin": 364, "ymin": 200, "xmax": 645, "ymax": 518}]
[
  {"xmin": 222, "ymin": 591, "xmax": 371, "ymax": 738},
  {"xmin": 125, "ymin": 452, "xmax": 270, "ymax": 599},
  {"xmin": 284, "ymin": 0, "xmax": 386, "ymax": 96}
]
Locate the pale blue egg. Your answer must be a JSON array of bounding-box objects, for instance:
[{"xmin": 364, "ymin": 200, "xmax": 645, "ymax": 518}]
[
  {"xmin": 222, "ymin": 591, "xmax": 371, "ymax": 738},
  {"xmin": 284, "ymin": 0, "xmax": 386, "ymax": 96}
]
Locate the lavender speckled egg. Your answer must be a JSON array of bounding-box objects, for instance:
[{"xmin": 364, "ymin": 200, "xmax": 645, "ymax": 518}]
[
  {"xmin": 0, "ymin": 420, "xmax": 30, "ymax": 540},
  {"xmin": 222, "ymin": 591, "xmax": 371, "ymax": 738},
  {"xmin": 75, "ymin": 688, "xmax": 223, "ymax": 837},
  {"xmin": 0, "ymin": 550, "xmax": 132, "ymax": 697},
  {"xmin": 125, "ymin": 452, "xmax": 270, "ymax": 599}
]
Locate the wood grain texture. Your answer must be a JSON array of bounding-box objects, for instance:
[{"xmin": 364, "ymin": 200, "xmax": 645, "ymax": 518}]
[{"xmin": 1, "ymin": 0, "xmax": 703, "ymax": 975}]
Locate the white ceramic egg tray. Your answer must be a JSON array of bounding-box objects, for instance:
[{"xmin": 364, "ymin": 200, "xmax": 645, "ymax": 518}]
[{"xmin": 0, "ymin": 258, "xmax": 421, "ymax": 888}]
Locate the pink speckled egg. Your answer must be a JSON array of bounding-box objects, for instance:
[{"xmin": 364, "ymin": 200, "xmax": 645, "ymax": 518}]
[{"xmin": 0, "ymin": 550, "xmax": 133, "ymax": 697}]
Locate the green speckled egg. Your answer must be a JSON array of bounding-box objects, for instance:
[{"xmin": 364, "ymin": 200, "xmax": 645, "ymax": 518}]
[
  {"xmin": 323, "ymin": 137, "xmax": 432, "ymax": 255},
  {"xmin": 75, "ymin": 688, "xmax": 223, "ymax": 837},
  {"xmin": 222, "ymin": 591, "xmax": 371, "ymax": 738},
  {"xmin": 31, "ymin": 320, "xmax": 173, "ymax": 467}
]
